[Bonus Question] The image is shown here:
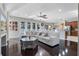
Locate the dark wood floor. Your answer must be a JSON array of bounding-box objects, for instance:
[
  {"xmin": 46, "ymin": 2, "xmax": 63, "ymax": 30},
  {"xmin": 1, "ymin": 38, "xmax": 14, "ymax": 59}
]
[
  {"xmin": 36, "ymin": 40, "xmax": 77, "ymax": 56},
  {"xmin": 1, "ymin": 40, "xmax": 77, "ymax": 56}
]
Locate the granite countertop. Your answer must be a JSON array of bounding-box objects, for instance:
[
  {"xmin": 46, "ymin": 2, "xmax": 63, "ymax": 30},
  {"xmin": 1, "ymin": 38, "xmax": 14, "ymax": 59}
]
[{"xmin": 21, "ymin": 40, "xmax": 37, "ymax": 50}]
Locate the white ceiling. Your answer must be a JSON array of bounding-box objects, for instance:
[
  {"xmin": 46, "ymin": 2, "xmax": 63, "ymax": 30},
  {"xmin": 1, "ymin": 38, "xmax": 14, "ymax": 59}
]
[{"xmin": 4, "ymin": 3, "xmax": 78, "ymax": 23}]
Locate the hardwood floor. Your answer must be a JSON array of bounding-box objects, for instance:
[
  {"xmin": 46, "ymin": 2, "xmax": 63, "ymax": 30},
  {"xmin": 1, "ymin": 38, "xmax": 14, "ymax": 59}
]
[
  {"xmin": 1, "ymin": 40, "xmax": 77, "ymax": 56},
  {"xmin": 36, "ymin": 40, "xmax": 77, "ymax": 56}
]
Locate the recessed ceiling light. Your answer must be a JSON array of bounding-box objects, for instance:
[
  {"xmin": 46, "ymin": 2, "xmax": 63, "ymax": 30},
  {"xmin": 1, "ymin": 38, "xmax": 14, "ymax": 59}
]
[
  {"xmin": 58, "ymin": 53, "xmax": 61, "ymax": 56},
  {"xmin": 58, "ymin": 9, "xmax": 62, "ymax": 12},
  {"xmin": 65, "ymin": 48, "xmax": 68, "ymax": 53},
  {"xmin": 62, "ymin": 51, "xmax": 65, "ymax": 56}
]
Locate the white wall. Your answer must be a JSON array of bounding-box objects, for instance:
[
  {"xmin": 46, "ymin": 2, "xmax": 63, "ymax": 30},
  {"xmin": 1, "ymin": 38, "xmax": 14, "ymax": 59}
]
[
  {"xmin": 8, "ymin": 16, "xmax": 53, "ymax": 39},
  {"xmin": 54, "ymin": 21, "xmax": 65, "ymax": 40},
  {"xmin": 8, "ymin": 19, "xmax": 20, "ymax": 39}
]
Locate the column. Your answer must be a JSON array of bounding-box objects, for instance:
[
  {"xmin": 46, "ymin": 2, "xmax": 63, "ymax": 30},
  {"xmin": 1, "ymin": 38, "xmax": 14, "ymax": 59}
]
[
  {"xmin": 0, "ymin": 29, "xmax": 1, "ymax": 56},
  {"xmin": 39, "ymin": 23, "xmax": 41, "ymax": 31},
  {"xmin": 35, "ymin": 23, "xmax": 37, "ymax": 31},
  {"xmin": 25, "ymin": 22, "xmax": 27, "ymax": 32},
  {"xmin": 30, "ymin": 22, "xmax": 32, "ymax": 31},
  {"xmin": 78, "ymin": 10, "xmax": 79, "ymax": 55},
  {"xmin": 0, "ymin": 38, "xmax": 1, "ymax": 56},
  {"xmin": 78, "ymin": 4, "xmax": 79, "ymax": 56},
  {"xmin": 0, "ymin": 9, "xmax": 2, "ymax": 56},
  {"xmin": 0, "ymin": 7, "xmax": 1, "ymax": 56}
]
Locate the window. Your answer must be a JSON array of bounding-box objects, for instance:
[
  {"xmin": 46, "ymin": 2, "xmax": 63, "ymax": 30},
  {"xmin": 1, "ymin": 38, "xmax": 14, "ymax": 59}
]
[
  {"xmin": 45, "ymin": 25, "xmax": 48, "ymax": 30},
  {"xmin": 9, "ymin": 21, "xmax": 18, "ymax": 31},
  {"xmin": 21, "ymin": 22, "xmax": 25, "ymax": 29},
  {"xmin": 41, "ymin": 23, "xmax": 44, "ymax": 26},
  {"xmin": 33, "ymin": 23, "xmax": 35, "ymax": 30},
  {"xmin": 27, "ymin": 22, "xmax": 31, "ymax": 30},
  {"xmin": 37, "ymin": 24, "xmax": 40, "ymax": 30},
  {"xmin": 0, "ymin": 14, "xmax": 7, "ymax": 32}
]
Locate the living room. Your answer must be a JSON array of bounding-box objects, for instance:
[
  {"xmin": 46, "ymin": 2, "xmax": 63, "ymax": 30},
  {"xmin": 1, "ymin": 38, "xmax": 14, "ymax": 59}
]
[{"xmin": 0, "ymin": 3, "xmax": 78, "ymax": 56}]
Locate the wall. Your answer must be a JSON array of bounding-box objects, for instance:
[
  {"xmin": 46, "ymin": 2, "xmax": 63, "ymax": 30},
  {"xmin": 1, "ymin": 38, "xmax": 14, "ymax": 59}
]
[
  {"xmin": 54, "ymin": 21, "xmax": 65, "ymax": 40},
  {"xmin": 77, "ymin": 20, "xmax": 79, "ymax": 56},
  {"xmin": 8, "ymin": 16, "xmax": 52, "ymax": 39},
  {"xmin": 8, "ymin": 19, "xmax": 20, "ymax": 39},
  {"xmin": 65, "ymin": 21, "xmax": 78, "ymax": 36}
]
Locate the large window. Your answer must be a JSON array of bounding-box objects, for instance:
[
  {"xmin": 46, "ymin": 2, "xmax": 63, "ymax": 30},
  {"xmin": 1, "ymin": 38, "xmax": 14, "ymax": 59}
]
[
  {"xmin": 21, "ymin": 22, "xmax": 25, "ymax": 29},
  {"xmin": 41, "ymin": 23, "xmax": 44, "ymax": 26},
  {"xmin": 45, "ymin": 25, "xmax": 48, "ymax": 30},
  {"xmin": 27, "ymin": 22, "xmax": 31, "ymax": 30},
  {"xmin": 37, "ymin": 23, "xmax": 40, "ymax": 30},
  {"xmin": 0, "ymin": 14, "xmax": 7, "ymax": 32},
  {"xmin": 33, "ymin": 23, "xmax": 35, "ymax": 30}
]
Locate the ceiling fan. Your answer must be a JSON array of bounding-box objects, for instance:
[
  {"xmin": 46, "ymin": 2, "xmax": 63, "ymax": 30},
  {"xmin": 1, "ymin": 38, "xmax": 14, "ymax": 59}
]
[{"xmin": 37, "ymin": 12, "xmax": 48, "ymax": 19}]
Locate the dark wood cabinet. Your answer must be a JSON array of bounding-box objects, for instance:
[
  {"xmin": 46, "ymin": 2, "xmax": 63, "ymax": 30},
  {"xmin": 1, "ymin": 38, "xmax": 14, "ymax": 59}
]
[{"xmin": 21, "ymin": 40, "xmax": 38, "ymax": 56}]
